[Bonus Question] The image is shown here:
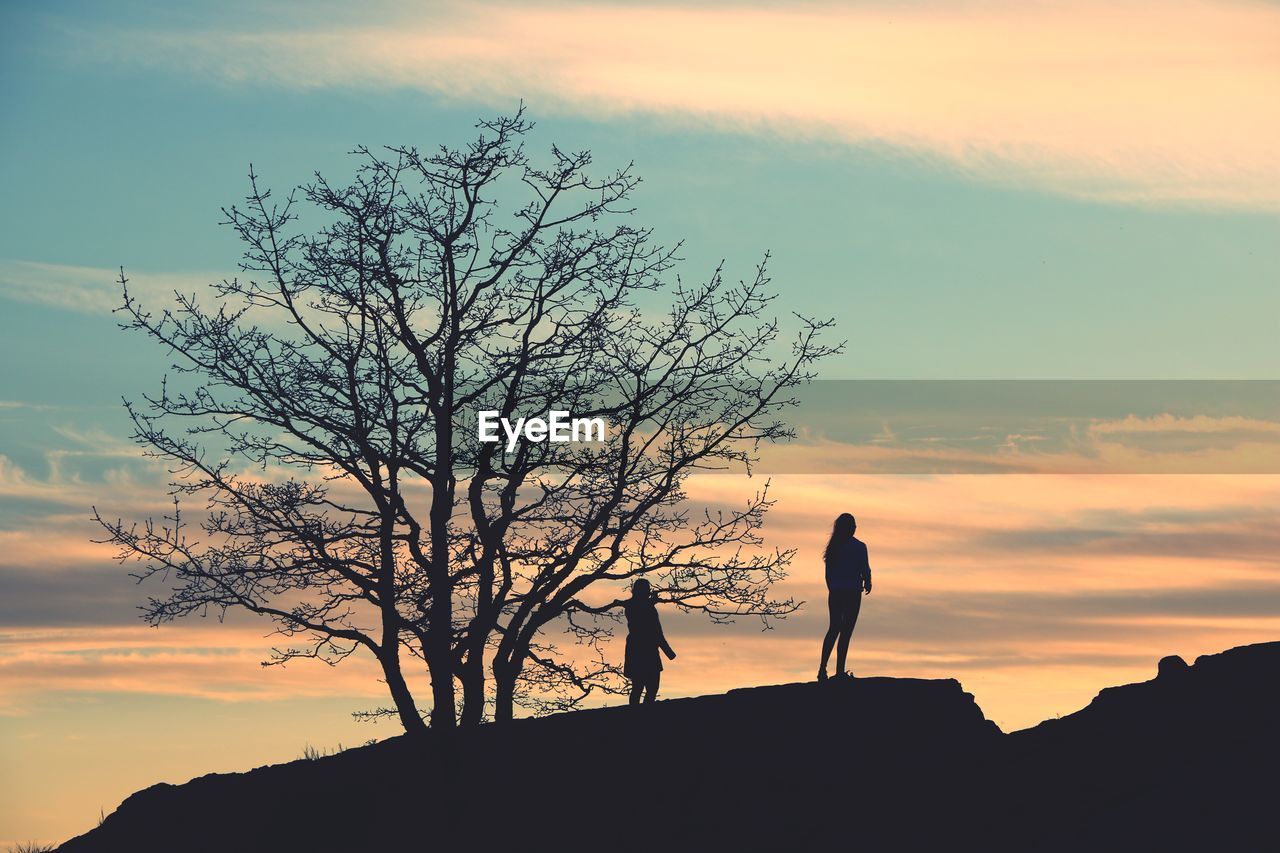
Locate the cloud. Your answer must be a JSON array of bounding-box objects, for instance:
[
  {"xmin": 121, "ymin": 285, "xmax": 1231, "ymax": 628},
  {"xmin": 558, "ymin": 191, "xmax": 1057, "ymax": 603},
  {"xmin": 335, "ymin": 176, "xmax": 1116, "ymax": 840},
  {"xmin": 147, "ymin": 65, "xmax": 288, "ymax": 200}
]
[
  {"xmin": 0, "ymin": 401, "xmax": 55, "ymax": 412},
  {"xmin": 659, "ymin": 580, "xmax": 1280, "ymax": 645},
  {"xmin": 757, "ymin": 429, "xmax": 1280, "ymax": 474},
  {"xmin": 1090, "ymin": 414, "xmax": 1280, "ymax": 436},
  {"xmin": 80, "ymin": 1, "xmax": 1280, "ymax": 208},
  {"xmin": 0, "ymin": 430, "xmax": 159, "ymax": 505},
  {"xmin": 754, "ymin": 406, "xmax": 1280, "ymax": 474},
  {"xmin": 1084, "ymin": 413, "xmax": 1280, "ymax": 454},
  {"xmin": 0, "ymin": 562, "xmax": 145, "ymax": 627},
  {"xmin": 3, "ymin": 469, "xmax": 1279, "ymax": 733},
  {"xmin": 974, "ymin": 524, "xmax": 1280, "ymax": 563},
  {"xmin": 0, "ymin": 624, "xmax": 391, "ymax": 714},
  {"xmin": 0, "ymin": 259, "xmax": 220, "ymax": 315}
]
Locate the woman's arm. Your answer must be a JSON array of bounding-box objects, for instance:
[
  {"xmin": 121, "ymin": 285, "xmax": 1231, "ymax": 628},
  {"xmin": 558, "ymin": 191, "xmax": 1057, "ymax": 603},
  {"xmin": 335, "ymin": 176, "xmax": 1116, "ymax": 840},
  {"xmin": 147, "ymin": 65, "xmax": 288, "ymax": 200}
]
[
  {"xmin": 654, "ymin": 609, "xmax": 677, "ymax": 659},
  {"xmin": 566, "ymin": 597, "xmax": 624, "ymax": 614}
]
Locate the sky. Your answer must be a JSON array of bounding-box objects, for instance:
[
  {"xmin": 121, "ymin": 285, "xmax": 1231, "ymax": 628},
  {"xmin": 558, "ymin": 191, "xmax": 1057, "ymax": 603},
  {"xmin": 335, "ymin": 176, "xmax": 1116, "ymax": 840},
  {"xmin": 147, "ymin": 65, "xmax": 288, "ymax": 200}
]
[{"xmin": 2, "ymin": 0, "xmax": 1279, "ymax": 845}]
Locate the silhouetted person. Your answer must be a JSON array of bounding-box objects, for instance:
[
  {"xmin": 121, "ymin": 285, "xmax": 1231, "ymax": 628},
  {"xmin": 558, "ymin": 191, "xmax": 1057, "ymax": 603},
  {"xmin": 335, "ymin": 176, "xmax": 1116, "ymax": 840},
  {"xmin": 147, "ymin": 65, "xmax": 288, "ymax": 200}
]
[
  {"xmin": 622, "ymin": 578, "xmax": 677, "ymax": 704},
  {"xmin": 818, "ymin": 512, "xmax": 872, "ymax": 680}
]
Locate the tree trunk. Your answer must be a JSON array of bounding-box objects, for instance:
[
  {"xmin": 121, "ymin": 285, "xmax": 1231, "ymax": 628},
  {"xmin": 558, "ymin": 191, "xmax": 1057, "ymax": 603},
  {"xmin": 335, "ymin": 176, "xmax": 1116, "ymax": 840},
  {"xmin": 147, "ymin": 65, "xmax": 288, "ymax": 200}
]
[
  {"xmin": 493, "ymin": 655, "xmax": 522, "ymax": 724},
  {"xmin": 426, "ymin": 469, "xmax": 457, "ymax": 728},
  {"xmin": 425, "ymin": 628, "xmax": 457, "ymax": 730},
  {"xmin": 378, "ymin": 515, "xmax": 427, "ymax": 735},
  {"xmin": 459, "ymin": 649, "xmax": 486, "ymax": 726},
  {"xmin": 380, "ymin": 648, "xmax": 428, "ymax": 735}
]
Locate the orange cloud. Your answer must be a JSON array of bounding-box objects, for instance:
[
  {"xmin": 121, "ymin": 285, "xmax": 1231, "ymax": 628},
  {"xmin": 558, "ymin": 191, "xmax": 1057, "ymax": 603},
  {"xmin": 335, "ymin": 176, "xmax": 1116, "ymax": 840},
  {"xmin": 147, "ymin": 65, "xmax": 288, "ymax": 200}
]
[
  {"xmin": 0, "ymin": 625, "xmax": 393, "ymax": 716},
  {"xmin": 6, "ymin": 465, "xmax": 1280, "ymax": 731},
  {"xmin": 92, "ymin": 1, "xmax": 1280, "ymax": 207}
]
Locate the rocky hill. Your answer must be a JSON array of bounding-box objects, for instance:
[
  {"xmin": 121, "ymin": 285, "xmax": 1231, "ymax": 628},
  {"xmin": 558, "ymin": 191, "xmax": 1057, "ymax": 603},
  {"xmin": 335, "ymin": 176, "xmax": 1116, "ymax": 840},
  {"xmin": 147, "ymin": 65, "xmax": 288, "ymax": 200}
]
[{"xmin": 58, "ymin": 642, "xmax": 1280, "ymax": 852}]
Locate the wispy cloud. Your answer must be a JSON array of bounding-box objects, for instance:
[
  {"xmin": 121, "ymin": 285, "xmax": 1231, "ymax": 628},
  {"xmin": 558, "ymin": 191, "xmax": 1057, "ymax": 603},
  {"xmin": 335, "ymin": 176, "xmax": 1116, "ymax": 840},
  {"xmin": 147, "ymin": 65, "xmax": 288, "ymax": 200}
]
[
  {"xmin": 0, "ymin": 259, "xmax": 220, "ymax": 315},
  {"xmin": 758, "ymin": 389, "xmax": 1280, "ymax": 475},
  {"xmin": 3, "ymin": 470, "xmax": 1279, "ymax": 731},
  {"xmin": 0, "ymin": 625, "xmax": 391, "ymax": 715},
  {"xmin": 80, "ymin": 1, "xmax": 1280, "ymax": 207},
  {"xmin": 0, "ymin": 401, "xmax": 56, "ymax": 412}
]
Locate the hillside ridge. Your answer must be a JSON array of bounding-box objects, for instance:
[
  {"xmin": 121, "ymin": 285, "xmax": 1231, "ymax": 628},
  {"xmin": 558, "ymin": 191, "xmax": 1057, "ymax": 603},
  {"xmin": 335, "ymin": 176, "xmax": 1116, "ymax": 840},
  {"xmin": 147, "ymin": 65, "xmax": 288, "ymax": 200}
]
[{"xmin": 59, "ymin": 642, "xmax": 1280, "ymax": 852}]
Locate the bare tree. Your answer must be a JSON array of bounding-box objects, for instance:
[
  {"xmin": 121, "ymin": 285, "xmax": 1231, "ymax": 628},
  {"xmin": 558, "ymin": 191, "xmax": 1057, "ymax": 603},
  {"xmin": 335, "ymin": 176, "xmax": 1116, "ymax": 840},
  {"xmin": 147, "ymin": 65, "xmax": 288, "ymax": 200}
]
[{"xmin": 96, "ymin": 109, "xmax": 839, "ymax": 732}]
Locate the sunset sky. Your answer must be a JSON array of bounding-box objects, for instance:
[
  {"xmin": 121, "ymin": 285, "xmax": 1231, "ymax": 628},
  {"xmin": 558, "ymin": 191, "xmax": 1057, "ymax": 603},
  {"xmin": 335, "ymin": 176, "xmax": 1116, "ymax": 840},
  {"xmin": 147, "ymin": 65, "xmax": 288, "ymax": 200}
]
[{"xmin": 2, "ymin": 0, "xmax": 1279, "ymax": 845}]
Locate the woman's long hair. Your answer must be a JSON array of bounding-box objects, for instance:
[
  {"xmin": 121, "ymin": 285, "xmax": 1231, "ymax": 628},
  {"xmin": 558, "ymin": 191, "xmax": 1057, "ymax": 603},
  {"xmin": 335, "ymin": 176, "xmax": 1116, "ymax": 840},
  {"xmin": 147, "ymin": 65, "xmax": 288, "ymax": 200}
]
[{"xmin": 823, "ymin": 513, "xmax": 856, "ymax": 561}]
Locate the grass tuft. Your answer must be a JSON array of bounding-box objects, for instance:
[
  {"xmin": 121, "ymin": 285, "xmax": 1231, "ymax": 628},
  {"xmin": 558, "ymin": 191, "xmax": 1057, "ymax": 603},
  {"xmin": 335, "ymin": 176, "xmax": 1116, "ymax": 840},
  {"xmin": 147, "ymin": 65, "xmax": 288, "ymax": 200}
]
[{"xmin": 299, "ymin": 741, "xmax": 346, "ymax": 760}]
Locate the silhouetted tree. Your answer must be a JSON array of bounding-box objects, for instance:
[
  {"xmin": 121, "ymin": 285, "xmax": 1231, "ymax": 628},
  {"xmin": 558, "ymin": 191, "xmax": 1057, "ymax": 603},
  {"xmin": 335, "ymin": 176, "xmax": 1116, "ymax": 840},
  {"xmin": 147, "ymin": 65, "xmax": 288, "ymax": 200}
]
[{"xmin": 96, "ymin": 109, "xmax": 838, "ymax": 731}]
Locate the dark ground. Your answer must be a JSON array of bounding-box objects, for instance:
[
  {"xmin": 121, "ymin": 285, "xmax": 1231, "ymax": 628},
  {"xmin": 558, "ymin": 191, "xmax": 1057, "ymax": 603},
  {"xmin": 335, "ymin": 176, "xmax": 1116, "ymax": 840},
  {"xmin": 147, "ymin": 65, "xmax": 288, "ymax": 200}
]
[{"xmin": 58, "ymin": 641, "xmax": 1280, "ymax": 852}]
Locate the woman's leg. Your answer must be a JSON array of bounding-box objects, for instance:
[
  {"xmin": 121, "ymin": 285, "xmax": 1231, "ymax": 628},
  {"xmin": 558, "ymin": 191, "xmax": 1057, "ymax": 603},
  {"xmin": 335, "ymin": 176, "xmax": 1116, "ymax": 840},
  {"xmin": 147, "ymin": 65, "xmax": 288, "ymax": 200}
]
[
  {"xmin": 644, "ymin": 672, "xmax": 661, "ymax": 703},
  {"xmin": 819, "ymin": 591, "xmax": 842, "ymax": 674},
  {"xmin": 834, "ymin": 591, "xmax": 863, "ymax": 674},
  {"xmin": 629, "ymin": 678, "xmax": 644, "ymax": 705}
]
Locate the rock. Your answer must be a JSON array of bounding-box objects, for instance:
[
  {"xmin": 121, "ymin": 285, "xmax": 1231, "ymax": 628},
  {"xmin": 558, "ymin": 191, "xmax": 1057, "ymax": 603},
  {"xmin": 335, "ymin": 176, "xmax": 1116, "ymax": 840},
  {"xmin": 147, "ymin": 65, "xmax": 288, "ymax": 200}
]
[{"xmin": 1157, "ymin": 654, "xmax": 1189, "ymax": 678}]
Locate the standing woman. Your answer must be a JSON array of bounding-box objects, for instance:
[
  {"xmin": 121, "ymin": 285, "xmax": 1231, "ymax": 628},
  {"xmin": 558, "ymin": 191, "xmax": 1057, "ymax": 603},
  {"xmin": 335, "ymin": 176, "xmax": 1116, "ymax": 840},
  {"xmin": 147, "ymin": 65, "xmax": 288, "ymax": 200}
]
[
  {"xmin": 818, "ymin": 513, "xmax": 873, "ymax": 680},
  {"xmin": 622, "ymin": 578, "xmax": 677, "ymax": 704}
]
